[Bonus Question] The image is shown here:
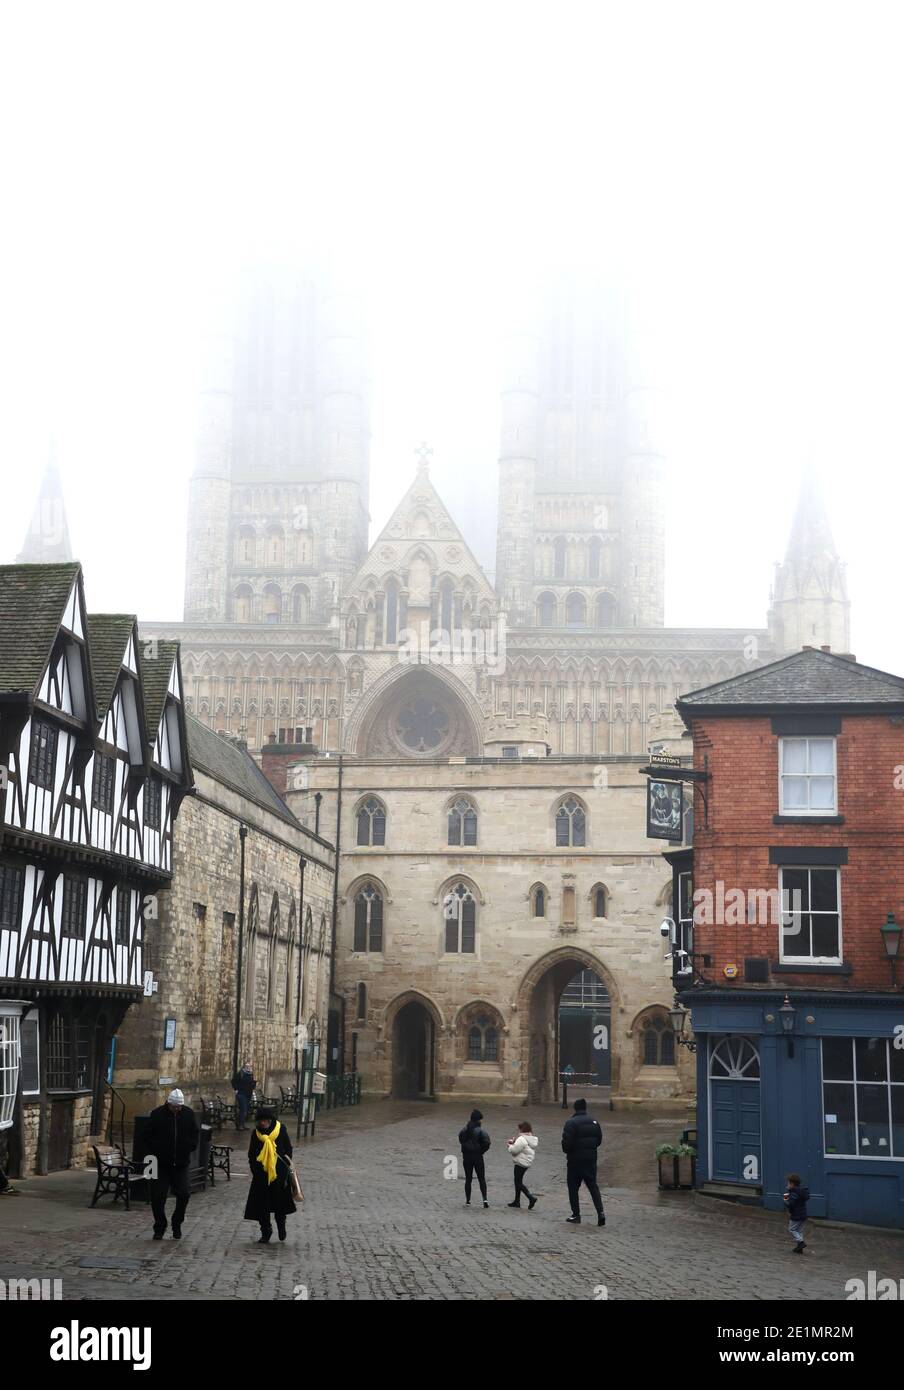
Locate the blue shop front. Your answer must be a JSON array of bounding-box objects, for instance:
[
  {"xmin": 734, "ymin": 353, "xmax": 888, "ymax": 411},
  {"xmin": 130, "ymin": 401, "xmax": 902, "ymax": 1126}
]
[{"xmin": 685, "ymin": 989, "xmax": 904, "ymax": 1229}]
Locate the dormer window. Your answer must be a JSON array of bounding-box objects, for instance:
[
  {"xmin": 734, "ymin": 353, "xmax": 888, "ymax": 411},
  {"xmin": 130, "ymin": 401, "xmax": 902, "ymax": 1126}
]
[{"xmin": 779, "ymin": 737, "xmax": 837, "ymax": 814}]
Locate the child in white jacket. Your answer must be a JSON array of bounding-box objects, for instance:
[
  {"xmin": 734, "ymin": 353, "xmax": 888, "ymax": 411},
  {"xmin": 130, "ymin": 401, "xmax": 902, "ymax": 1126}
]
[{"xmin": 507, "ymin": 1121, "xmax": 539, "ymax": 1209}]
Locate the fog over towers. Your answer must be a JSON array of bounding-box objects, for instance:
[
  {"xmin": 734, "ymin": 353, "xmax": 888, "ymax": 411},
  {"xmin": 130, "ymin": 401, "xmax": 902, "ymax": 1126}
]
[{"xmin": 495, "ymin": 282, "xmax": 666, "ymax": 631}]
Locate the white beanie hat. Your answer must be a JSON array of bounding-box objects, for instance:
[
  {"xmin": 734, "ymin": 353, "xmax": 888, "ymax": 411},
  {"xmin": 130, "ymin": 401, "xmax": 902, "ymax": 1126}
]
[{"xmin": 167, "ymin": 1088, "xmax": 184, "ymax": 1105}]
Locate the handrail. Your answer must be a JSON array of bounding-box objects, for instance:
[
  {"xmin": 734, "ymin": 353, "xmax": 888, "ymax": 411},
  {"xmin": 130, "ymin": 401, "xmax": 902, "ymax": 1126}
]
[{"xmin": 102, "ymin": 1078, "xmax": 127, "ymax": 1154}]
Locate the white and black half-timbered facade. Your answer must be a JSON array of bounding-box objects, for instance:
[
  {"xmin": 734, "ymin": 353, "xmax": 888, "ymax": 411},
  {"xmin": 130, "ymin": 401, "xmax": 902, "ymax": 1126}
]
[{"xmin": 0, "ymin": 563, "xmax": 192, "ymax": 1174}]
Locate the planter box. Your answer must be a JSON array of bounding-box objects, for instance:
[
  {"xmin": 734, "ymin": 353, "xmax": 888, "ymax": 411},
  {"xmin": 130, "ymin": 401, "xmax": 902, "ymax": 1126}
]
[{"xmin": 658, "ymin": 1155, "xmax": 697, "ymax": 1190}]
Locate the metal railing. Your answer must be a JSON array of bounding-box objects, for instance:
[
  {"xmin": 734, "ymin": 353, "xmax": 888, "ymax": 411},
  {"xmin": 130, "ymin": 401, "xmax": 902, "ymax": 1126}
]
[
  {"xmin": 321, "ymin": 1072, "xmax": 362, "ymax": 1110},
  {"xmin": 103, "ymin": 1078, "xmax": 127, "ymax": 1154},
  {"xmin": 559, "ymin": 1072, "xmax": 612, "ymax": 1110}
]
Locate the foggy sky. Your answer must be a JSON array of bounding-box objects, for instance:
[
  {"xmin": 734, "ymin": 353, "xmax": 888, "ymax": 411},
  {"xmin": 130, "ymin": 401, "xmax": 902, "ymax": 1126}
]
[{"xmin": 2, "ymin": 1, "xmax": 903, "ymax": 673}]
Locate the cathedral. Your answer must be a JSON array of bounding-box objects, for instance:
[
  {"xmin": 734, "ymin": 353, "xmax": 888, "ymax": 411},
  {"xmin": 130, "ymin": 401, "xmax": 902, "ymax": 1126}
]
[{"xmin": 139, "ymin": 271, "xmax": 851, "ymax": 1107}]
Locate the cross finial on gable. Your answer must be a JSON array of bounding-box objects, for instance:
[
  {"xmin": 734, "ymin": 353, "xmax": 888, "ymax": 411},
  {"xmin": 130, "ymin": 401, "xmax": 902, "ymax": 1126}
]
[{"xmin": 414, "ymin": 442, "xmax": 433, "ymax": 475}]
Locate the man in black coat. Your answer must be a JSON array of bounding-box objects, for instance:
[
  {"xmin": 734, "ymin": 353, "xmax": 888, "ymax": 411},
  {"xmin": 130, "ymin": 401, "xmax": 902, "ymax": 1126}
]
[
  {"xmin": 458, "ymin": 1109, "xmax": 491, "ymax": 1207},
  {"xmin": 231, "ymin": 1059, "xmax": 256, "ymax": 1131},
  {"xmin": 561, "ymin": 1097, "xmax": 605, "ymax": 1226},
  {"xmin": 144, "ymin": 1088, "xmax": 199, "ymax": 1239}
]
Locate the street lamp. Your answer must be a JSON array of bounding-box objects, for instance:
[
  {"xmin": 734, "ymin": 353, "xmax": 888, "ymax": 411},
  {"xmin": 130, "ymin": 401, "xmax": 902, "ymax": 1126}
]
[
  {"xmin": 669, "ymin": 1001, "xmax": 697, "ymax": 1053},
  {"xmin": 880, "ymin": 912, "xmax": 902, "ymax": 987},
  {"xmin": 779, "ymin": 995, "xmax": 796, "ymax": 1057}
]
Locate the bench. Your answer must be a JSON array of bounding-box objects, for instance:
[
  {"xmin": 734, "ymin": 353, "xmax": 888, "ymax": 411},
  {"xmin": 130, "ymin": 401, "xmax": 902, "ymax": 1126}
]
[
  {"xmin": 90, "ymin": 1145, "xmax": 143, "ymax": 1211},
  {"xmin": 208, "ymin": 1144, "xmax": 234, "ymax": 1185}
]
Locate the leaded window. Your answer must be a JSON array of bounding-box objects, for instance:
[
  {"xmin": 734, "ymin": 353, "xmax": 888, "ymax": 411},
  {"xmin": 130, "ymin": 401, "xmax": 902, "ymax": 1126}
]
[
  {"xmin": 467, "ymin": 1016, "xmax": 498, "ymax": 1062},
  {"xmin": 555, "ymin": 796, "xmax": 586, "ymax": 847},
  {"xmin": 145, "ymin": 777, "xmax": 161, "ymax": 830},
  {"xmin": 447, "ymin": 797, "xmax": 477, "ymax": 847},
  {"xmin": 0, "ymin": 864, "xmax": 23, "ymax": 929},
  {"xmin": 444, "ymin": 883, "xmax": 476, "ymax": 953},
  {"xmin": 92, "ymin": 753, "xmax": 115, "ymax": 814},
  {"xmin": 641, "ymin": 1014, "xmax": 676, "ymax": 1066},
  {"xmin": 61, "ymin": 876, "xmax": 87, "ymax": 939},
  {"xmin": 353, "ymin": 885, "xmax": 383, "ymax": 952},
  {"xmin": 29, "ymin": 720, "xmax": 57, "ymax": 790},
  {"xmin": 356, "ymin": 797, "xmax": 386, "ymax": 847}
]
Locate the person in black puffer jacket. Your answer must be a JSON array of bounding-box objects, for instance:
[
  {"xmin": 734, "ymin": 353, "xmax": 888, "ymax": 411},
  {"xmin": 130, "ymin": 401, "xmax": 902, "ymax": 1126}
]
[
  {"xmin": 561, "ymin": 1097, "xmax": 605, "ymax": 1226},
  {"xmin": 144, "ymin": 1088, "xmax": 200, "ymax": 1240},
  {"xmin": 458, "ymin": 1109, "xmax": 491, "ymax": 1207}
]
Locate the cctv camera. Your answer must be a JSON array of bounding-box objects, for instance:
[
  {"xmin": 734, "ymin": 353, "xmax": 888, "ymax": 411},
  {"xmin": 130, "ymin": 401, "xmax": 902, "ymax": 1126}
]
[{"xmin": 659, "ymin": 918, "xmax": 675, "ymax": 938}]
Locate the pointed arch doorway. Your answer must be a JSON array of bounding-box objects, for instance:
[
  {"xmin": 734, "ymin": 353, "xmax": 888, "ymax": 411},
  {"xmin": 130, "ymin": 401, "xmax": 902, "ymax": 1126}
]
[
  {"xmin": 391, "ymin": 999, "xmax": 436, "ymax": 1099},
  {"xmin": 519, "ymin": 950, "xmax": 615, "ymax": 1104}
]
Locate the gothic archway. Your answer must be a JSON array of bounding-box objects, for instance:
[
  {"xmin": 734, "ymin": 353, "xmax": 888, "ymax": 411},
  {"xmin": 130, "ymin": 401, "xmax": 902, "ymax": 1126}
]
[{"xmin": 517, "ymin": 947, "xmax": 618, "ymax": 1104}]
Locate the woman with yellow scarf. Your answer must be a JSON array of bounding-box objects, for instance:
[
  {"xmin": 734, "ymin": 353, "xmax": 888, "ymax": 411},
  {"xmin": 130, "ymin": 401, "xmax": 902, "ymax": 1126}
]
[{"xmin": 243, "ymin": 1107, "xmax": 298, "ymax": 1243}]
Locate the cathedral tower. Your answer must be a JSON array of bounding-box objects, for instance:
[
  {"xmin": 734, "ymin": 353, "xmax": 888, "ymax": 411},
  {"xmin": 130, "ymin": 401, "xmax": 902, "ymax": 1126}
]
[
  {"xmin": 495, "ymin": 281, "xmax": 665, "ymax": 630},
  {"xmin": 768, "ymin": 471, "xmax": 851, "ymax": 654},
  {"xmin": 183, "ymin": 268, "xmax": 370, "ymax": 626}
]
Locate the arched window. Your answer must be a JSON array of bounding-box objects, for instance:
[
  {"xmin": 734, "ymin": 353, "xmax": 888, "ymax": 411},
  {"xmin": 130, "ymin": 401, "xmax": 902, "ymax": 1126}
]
[
  {"xmin": 236, "ymin": 525, "xmax": 256, "ymax": 565},
  {"xmin": 595, "ymin": 592, "xmax": 617, "ymax": 628},
  {"xmin": 537, "ymin": 592, "xmax": 556, "ymax": 627},
  {"xmin": 384, "ymin": 580, "xmax": 399, "ymax": 645},
  {"xmin": 263, "ymin": 584, "xmax": 282, "ymax": 624},
  {"xmin": 447, "ymin": 797, "xmax": 477, "ymax": 846},
  {"xmin": 641, "ymin": 1012, "xmax": 677, "ymax": 1066},
  {"xmin": 566, "ymin": 592, "xmax": 586, "ymax": 626},
  {"xmin": 443, "ymin": 882, "xmax": 476, "ymax": 954},
  {"xmin": 588, "ymin": 536, "xmax": 601, "ymax": 579},
  {"xmin": 592, "ymin": 884, "xmax": 608, "ymax": 918},
  {"xmin": 266, "ymin": 525, "xmax": 285, "ymax": 566},
  {"xmin": 532, "ymin": 885, "xmax": 546, "ymax": 918},
  {"xmin": 292, "ymin": 585, "xmax": 310, "ymax": 624},
  {"xmin": 553, "ymin": 536, "xmax": 567, "ymax": 578},
  {"xmin": 356, "ymin": 797, "xmax": 386, "ymax": 847},
  {"xmin": 440, "ymin": 579, "xmax": 454, "ymax": 635},
  {"xmin": 353, "ymin": 885, "xmax": 383, "ymax": 952},
  {"xmin": 467, "ymin": 1016, "xmax": 499, "ymax": 1063},
  {"xmin": 234, "ymin": 585, "xmax": 253, "ymax": 623},
  {"xmin": 555, "ymin": 796, "xmax": 586, "ymax": 847},
  {"xmin": 356, "ymin": 982, "xmax": 367, "ymax": 1020}
]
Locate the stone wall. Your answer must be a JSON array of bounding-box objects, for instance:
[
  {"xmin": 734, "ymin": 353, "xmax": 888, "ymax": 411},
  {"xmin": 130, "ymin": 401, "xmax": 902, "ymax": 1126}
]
[
  {"xmin": 113, "ymin": 763, "xmax": 335, "ymax": 1123},
  {"xmin": 288, "ymin": 753, "xmax": 696, "ymax": 1108}
]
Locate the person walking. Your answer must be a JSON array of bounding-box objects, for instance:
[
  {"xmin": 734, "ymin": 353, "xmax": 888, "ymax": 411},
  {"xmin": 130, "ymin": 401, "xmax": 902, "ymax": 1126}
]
[
  {"xmin": 507, "ymin": 1121, "xmax": 539, "ymax": 1210},
  {"xmin": 561, "ymin": 1097, "xmax": 605, "ymax": 1226},
  {"xmin": 231, "ymin": 1059, "xmax": 256, "ymax": 1131},
  {"xmin": 458, "ymin": 1108, "xmax": 491, "ymax": 1208},
  {"xmin": 244, "ymin": 1106, "xmax": 298, "ymax": 1243},
  {"xmin": 783, "ymin": 1172, "xmax": 810, "ymax": 1253},
  {"xmin": 145, "ymin": 1088, "xmax": 199, "ymax": 1240}
]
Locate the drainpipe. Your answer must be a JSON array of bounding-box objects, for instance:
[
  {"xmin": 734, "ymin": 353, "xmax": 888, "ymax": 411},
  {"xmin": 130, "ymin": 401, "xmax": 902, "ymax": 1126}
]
[
  {"xmin": 295, "ymin": 854, "xmax": 306, "ymax": 1141},
  {"xmin": 314, "ymin": 792, "xmax": 322, "ymax": 838},
  {"xmin": 329, "ymin": 755, "xmax": 343, "ymax": 1069},
  {"xmin": 231, "ymin": 823, "xmax": 248, "ymax": 1078}
]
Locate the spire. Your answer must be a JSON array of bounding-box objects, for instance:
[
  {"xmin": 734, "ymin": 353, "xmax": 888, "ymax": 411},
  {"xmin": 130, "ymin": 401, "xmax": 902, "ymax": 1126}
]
[
  {"xmin": 768, "ymin": 470, "xmax": 850, "ymax": 656},
  {"xmin": 17, "ymin": 450, "xmax": 73, "ymax": 563},
  {"xmin": 782, "ymin": 466, "xmax": 839, "ymax": 566}
]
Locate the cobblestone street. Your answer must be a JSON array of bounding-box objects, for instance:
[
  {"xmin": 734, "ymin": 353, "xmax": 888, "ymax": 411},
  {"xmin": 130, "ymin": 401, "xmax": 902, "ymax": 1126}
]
[{"xmin": 2, "ymin": 1101, "xmax": 903, "ymax": 1301}]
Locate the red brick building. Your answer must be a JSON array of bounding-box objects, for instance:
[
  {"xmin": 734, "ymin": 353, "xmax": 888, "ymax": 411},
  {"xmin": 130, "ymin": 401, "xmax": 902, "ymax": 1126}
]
[{"xmin": 667, "ymin": 647, "xmax": 904, "ymax": 1228}]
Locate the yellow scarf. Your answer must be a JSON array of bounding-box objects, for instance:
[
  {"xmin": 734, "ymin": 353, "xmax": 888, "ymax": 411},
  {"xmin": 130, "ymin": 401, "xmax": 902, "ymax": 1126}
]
[{"xmin": 254, "ymin": 1119, "xmax": 282, "ymax": 1184}]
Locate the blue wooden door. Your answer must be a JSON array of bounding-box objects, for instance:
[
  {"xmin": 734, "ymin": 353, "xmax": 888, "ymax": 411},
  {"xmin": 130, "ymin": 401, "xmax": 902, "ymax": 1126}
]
[{"xmin": 709, "ymin": 1036, "xmax": 762, "ymax": 1184}]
